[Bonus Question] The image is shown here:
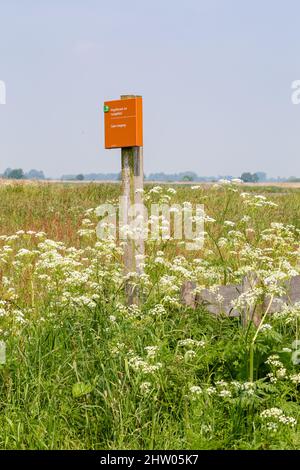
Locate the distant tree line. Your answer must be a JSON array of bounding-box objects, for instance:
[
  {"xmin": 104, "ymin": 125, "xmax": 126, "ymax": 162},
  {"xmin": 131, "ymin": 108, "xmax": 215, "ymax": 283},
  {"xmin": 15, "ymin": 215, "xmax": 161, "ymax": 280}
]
[
  {"xmin": 1, "ymin": 168, "xmax": 45, "ymax": 180},
  {"xmin": 240, "ymin": 172, "xmax": 259, "ymax": 183},
  {"xmin": 1, "ymin": 168, "xmax": 300, "ymax": 183}
]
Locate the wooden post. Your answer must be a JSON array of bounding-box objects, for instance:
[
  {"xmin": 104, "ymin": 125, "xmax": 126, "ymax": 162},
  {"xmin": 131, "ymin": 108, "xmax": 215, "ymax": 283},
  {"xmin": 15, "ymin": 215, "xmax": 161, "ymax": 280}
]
[
  {"xmin": 181, "ymin": 281, "xmax": 197, "ymax": 309},
  {"xmin": 121, "ymin": 95, "xmax": 144, "ymax": 304}
]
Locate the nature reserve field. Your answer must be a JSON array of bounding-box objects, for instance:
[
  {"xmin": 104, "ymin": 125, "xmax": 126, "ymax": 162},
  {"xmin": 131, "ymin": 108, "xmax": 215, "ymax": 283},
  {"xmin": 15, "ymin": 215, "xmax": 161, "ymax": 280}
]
[{"xmin": 0, "ymin": 181, "xmax": 299, "ymax": 449}]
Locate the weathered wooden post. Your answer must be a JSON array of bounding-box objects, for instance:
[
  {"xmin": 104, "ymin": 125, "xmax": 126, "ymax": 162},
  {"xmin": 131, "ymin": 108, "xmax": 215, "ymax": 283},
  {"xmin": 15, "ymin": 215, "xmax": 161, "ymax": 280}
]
[{"xmin": 104, "ymin": 94, "xmax": 144, "ymax": 304}]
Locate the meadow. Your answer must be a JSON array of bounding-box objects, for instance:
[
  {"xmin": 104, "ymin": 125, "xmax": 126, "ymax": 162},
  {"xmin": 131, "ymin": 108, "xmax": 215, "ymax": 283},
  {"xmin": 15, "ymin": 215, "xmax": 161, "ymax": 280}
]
[{"xmin": 0, "ymin": 180, "xmax": 299, "ymax": 449}]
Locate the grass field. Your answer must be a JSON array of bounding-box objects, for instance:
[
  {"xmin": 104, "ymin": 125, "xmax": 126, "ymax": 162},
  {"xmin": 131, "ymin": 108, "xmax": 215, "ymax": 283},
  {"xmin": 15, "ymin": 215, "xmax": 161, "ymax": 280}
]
[{"xmin": 0, "ymin": 181, "xmax": 299, "ymax": 449}]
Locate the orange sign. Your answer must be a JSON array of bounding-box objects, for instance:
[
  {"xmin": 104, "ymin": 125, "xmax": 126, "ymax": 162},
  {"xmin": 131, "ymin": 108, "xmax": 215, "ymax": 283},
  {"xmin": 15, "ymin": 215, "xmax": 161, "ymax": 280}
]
[{"xmin": 104, "ymin": 96, "xmax": 143, "ymax": 148}]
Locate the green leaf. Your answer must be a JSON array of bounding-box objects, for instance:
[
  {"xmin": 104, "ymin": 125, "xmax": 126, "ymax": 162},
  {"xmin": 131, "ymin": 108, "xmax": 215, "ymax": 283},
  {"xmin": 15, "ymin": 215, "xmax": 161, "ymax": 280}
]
[{"xmin": 72, "ymin": 382, "xmax": 93, "ymax": 398}]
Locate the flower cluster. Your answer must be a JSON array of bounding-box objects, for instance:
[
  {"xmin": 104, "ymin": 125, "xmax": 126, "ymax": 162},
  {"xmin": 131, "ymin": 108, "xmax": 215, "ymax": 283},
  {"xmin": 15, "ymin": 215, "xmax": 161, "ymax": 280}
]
[{"xmin": 260, "ymin": 408, "xmax": 297, "ymax": 431}]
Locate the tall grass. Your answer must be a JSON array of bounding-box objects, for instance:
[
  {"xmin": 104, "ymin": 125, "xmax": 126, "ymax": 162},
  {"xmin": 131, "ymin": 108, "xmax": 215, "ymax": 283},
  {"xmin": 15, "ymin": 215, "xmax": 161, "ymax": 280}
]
[{"xmin": 0, "ymin": 182, "xmax": 299, "ymax": 449}]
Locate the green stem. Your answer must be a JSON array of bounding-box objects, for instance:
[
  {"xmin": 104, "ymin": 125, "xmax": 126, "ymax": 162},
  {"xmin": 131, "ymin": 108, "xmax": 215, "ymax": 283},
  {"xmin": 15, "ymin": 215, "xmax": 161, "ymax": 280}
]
[
  {"xmin": 249, "ymin": 294, "xmax": 274, "ymax": 382},
  {"xmin": 249, "ymin": 342, "xmax": 254, "ymax": 383}
]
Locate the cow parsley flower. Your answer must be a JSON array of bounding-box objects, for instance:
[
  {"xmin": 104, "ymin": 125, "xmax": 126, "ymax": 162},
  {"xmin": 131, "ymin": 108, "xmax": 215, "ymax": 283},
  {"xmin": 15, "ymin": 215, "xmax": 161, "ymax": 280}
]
[
  {"xmin": 190, "ymin": 385, "xmax": 202, "ymax": 396},
  {"xmin": 140, "ymin": 382, "xmax": 152, "ymax": 394}
]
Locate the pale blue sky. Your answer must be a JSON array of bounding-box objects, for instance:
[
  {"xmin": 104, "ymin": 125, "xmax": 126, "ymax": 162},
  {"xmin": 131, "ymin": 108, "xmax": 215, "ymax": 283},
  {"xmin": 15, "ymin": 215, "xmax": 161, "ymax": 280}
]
[{"xmin": 0, "ymin": 0, "xmax": 300, "ymax": 177}]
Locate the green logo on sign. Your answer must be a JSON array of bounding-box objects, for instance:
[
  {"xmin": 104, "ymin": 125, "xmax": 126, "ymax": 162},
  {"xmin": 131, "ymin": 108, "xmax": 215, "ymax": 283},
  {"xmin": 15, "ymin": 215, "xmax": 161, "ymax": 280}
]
[{"xmin": 103, "ymin": 105, "xmax": 110, "ymax": 113}]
